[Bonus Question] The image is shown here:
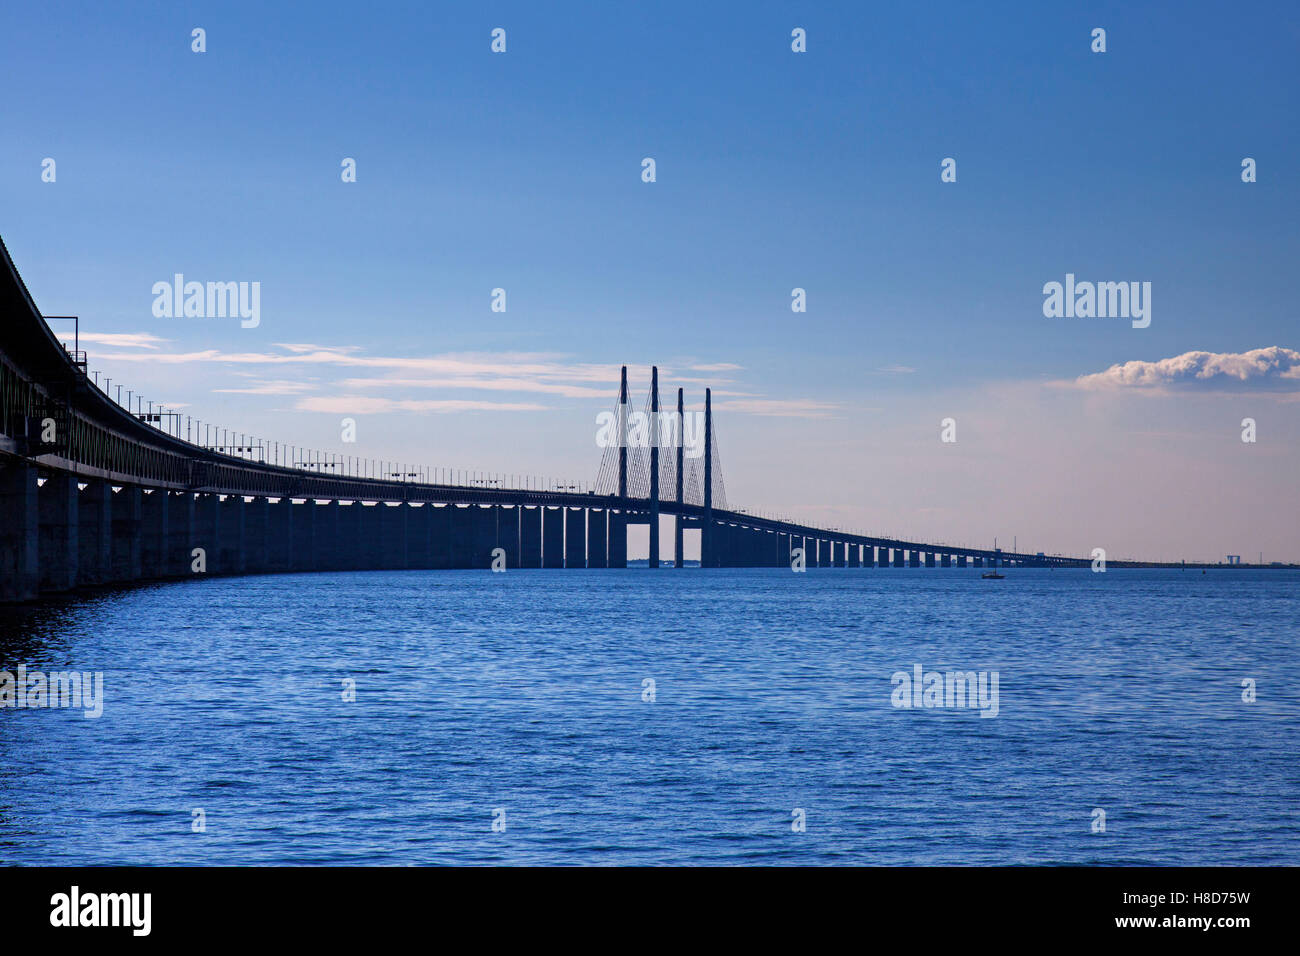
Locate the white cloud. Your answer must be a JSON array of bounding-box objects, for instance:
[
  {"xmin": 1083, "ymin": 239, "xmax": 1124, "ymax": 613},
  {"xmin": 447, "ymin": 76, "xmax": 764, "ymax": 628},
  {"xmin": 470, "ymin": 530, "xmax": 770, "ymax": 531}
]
[
  {"xmin": 61, "ymin": 332, "xmax": 170, "ymax": 349},
  {"xmin": 1075, "ymin": 346, "xmax": 1300, "ymax": 390}
]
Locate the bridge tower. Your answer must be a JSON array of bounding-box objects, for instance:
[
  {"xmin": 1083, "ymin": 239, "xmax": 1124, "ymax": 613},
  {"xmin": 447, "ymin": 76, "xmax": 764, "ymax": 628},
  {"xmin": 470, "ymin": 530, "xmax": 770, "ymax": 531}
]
[
  {"xmin": 703, "ymin": 387, "xmax": 713, "ymax": 567},
  {"xmin": 617, "ymin": 365, "xmax": 628, "ymax": 499},
  {"xmin": 649, "ymin": 366, "xmax": 660, "ymax": 569},
  {"xmin": 674, "ymin": 387, "xmax": 684, "ymax": 568}
]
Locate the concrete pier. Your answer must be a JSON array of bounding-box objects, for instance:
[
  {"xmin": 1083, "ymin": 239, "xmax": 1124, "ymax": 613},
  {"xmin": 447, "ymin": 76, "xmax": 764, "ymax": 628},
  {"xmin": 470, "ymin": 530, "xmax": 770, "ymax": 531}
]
[
  {"xmin": 77, "ymin": 481, "xmax": 113, "ymax": 587},
  {"xmin": 220, "ymin": 495, "xmax": 246, "ymax": 574},
  {"xmin": 111, "ymin": 485, "xmax": 143, "ymax": 582},
  {"xmin": 39, "ymin": 474, "xmax": 78, "ymax": 591},
  {"xmin": 449, "ymin": 505, "xmax": 474, "ymax": 569},
  {"xmin": 587, "ymin": 509, "xmax": 607, "ymax": 569},
  {"xmin": 268, "ymin": 498, "xmax": 293, "ymax": 572},
  {"xmin": 194, "ymin": 493, "xmax": 221, "ymax": 576},
  {"xmin": 608, "ymin": 511, "xmax": 627, "ymax": 569},
  {"xmin": 498, "ymin": 506, "xmax": 519, "ymax": 569},
  {"xmin": 244, "ymin": 497, "xmax": 269, "ymax": 573},
  {"xmin": 427, "ymin": 504, "xmax": 451, "ymax": 570},
  {"xmin": 0, "ymin": 463, "xmax": 39, "ymax": 601},
  {"xmin": 140, "ymin": 489, "xmax": 169, "ymax": 579},
  {"xmin": 520, "ymin": 506, "xmax": 542, "ymax": 568},
  {"xmin": 377, "ymin": 502, "xmax": 406, "ymax": 570},
  {"xmin": 565, "ymin": 508, "xmax": 585, "ymax": 568},
  {"xmin": 542, "ymin": 507, "xmax": 564, "ymax": 569}
]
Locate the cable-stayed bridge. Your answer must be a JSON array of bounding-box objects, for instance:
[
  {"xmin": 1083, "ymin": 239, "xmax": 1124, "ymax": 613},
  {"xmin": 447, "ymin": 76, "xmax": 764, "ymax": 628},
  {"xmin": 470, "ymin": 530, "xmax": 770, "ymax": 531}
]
[{"xmin": 0, "ymin": 237, "xmax": 1278, "ymax": 602}]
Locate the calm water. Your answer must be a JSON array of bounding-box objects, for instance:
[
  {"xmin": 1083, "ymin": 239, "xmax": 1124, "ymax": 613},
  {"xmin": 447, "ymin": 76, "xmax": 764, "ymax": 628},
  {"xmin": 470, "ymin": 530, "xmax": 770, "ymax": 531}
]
[{"xmin": 1, "ymin": 568, "xmax": 1296, "ymax": 866}]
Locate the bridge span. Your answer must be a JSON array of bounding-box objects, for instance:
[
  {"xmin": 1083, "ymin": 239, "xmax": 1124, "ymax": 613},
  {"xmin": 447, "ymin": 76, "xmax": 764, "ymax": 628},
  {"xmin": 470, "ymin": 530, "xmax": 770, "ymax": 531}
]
[{"xmin": 0, "ymin": 237, "xmax": 1265, "ymax": 602}]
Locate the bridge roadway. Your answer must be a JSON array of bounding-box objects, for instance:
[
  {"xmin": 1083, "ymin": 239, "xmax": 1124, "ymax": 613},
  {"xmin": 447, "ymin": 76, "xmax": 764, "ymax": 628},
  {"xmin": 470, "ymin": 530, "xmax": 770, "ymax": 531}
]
[{"xmin": 0, "ymin": 236, "xmax": 1267, "ymax": 603}]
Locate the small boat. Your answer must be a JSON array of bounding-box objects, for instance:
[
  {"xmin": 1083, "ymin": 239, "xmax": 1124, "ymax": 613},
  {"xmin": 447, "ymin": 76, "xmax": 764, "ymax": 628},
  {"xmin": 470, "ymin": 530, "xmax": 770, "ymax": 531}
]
[{"xmin": 981, "ymin": 571, "xmax": 1005, "ymax": 579}]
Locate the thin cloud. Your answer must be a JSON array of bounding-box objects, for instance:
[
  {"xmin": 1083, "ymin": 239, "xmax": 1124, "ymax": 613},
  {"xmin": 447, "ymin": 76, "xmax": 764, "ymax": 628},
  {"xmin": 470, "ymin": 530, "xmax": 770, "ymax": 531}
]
[
  {"xmin": 63, "ymin": 332, "xmax": 170, "ymax": 349},
  {"xmin": 295, "ymin": 396, "xmax": 547, "ymax": 414},
  {"xmin": 689, "ymin": 362, "xmax": 744, "ymax": 372},
  {"xmin": 717, "ymin": 398, "xmax": 839, "ymax": 418},
  {"xmin": 878, "ymin": 364, "xmax": 916, "ymax": 374},
  {"xmin": 337, "ymin": 376, "xmax": 610, "ymax": 399},
  {"xmin": 213, "ymin": 380, "xmax": 320, "ymax": 396}
]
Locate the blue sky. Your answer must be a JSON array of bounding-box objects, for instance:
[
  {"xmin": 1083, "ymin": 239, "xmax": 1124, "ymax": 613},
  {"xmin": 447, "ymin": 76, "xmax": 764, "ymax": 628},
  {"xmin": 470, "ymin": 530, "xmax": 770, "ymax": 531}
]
[{"xmin": 3, "ymin": 1, "xmax": 1298, "ymax": 561}]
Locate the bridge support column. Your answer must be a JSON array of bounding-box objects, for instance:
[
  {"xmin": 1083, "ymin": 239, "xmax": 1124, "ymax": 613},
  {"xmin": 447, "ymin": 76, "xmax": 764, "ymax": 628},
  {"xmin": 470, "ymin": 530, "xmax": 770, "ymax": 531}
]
[
  {"xmin": 833, "ymin": 541, "xmax": 846, "ymax": 568},
  {"xmin": 406, "ymin": 504, "xmax": 430, "ymax": 569},
  {"xmin": 974, "ymin": 556, "xmax": 984, "ymax": 568},
  {"xmin": 542, "ymin": 507, "xmax": 564, "ymax": 569},
  {"xmin": 194, "ymin": 493, "xmax": 221, "ymax": 576},
  {"xmin": 171, "ymin": 494, "xmax": 196, "ymax": 574},
  {"xmin": 293, "ymin": 499, "xmax": 316, "ymax": 571},
  {"xmin": 169, "ymin": 492, "xmax": 195, "ymax": 577},
  {"xmin": 316, "ymin": 499, "xmax": 341, "ymax": 571},
  {"xmin": 776, "ymin": 532, "xmax": 789, "ymax": 568},
  {"xmin": 587, "ymin": 509, "xmax": 607, "ymax": 569},
  {"xmin": 140, "ymin": 489, "xmax": 169, "ymax": 578},
  {"xmin": 957, "ymin": 555, "xmax": 967, "ymax": 568},
  {"xmin": 469, "ymin": 505, "xmax": 496, "ymax": 569},
  {"xmin": 0, "ymin": 462, "xmax": 39, "ymax": 602},
  {"xmin": 941, "ymin": 553, "xmax": 952, "ymax": 568},
  {"xmin": 608, "ymin": 511, "xmax": 627, "ymax": 568},
  {"xmin": 268, "ymin": 498, "xmax": 293, "ymax": 572},
  {"xmin": 520, "ymin": 506, "xmax": 542, "ymax": 568},
  {"xmin": 398, "ymin": 503, "xmax": 412, "ymax": 569},
  {"xmin": 353, "ymin": 503, "xmax": 377, "ymax": 570},
  {"xmin": 728, "ymin": 526, "xmax": 745, "ymax": 567},
  {"xmin": 427, "ymin": 504, "xmax": 451, "ymax": 570},
  {"xmin": 565, "ymin": 508, "xmax": 585, "ymax": 568},
  {"xmin": 448, "ymin": 505, "xmax": 474, "ymax": 569},
  {"xmin": 111, "ymin": 485, "xmax": 143, "ymax": 582},
  {"xmin": 708, "ymin": 522, "xmax": 727, "ymax": 568},
  {"xmin": 497, "ymin": 506, "xmax": 519, "ymax": 570},
  {"xmin": 891, "ymin": 549, "xmax": 902, "ymax": 567},
  {"xmin": 221, "ymin": 495, "xmax": 245, "ymax": 575},
  {"xmin": 244, "ymin": 497, "xmax": 269, "ymax": 573},
  {"xmin": 39, "ymin": 474, "xmax": 79, "ymax": 592},
  {"xmin": 74, "ymin": 481, "xmax": 112, "ymax": 587},
  {"xmin": 925, "ymin": 552, "xmax": 936, "ymax": 568},
  {"xmin": 379, "ymin": 503, "xmax": 406, "ymax": 570}
]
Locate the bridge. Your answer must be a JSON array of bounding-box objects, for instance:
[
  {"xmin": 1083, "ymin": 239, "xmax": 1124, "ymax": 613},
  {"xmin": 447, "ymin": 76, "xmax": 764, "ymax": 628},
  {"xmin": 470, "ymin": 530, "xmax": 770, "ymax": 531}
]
[{"xmin": 0, "ymin": 237, "xmax": 1280, "ymax": 602}]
